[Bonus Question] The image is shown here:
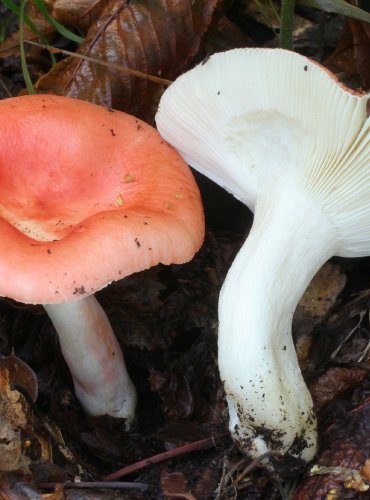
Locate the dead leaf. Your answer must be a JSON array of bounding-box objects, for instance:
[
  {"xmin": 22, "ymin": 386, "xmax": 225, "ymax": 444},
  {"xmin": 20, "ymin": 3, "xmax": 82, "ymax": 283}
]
[
  {"xmin": 309, "ymin": 367, "xmax": 367, "ymax": 410},
  {"xmin": 297, "ymin": 264, "xmax": 346, "ymax": 324},
  {"xmin": 161, "ymin": 470, "xmax": 196, "ymax": 500},
  {"xmin": 0, "ymin": 351, "xmax": 38, "ymax": 401},
  {"xmin": 99, "ymin": 269, "xmax": 168, "ymax": 351},
  {"xmin": 0, "ymin": 365, "xmax": 53, "ymax": 474},
  {"xmin": 325, "ymin": 26, "xmax": 358, "ymax": 83},
  {"xmin": 36, "ymin": 0, "xmax": 224, "ymax": 122},
  {"xmin": 149, "ymin": 368, "xmax": 195, "ymax": 421},
  {"xmin": 192, "ymin": 460, "xmax": 222, "ymax": 499},
  {"xmin": 44, "ymin": 0, "xmax": 105, "ymax": 33},
  {"xmin": 308, "ymin": 464, "xmax": 369, "ymax": 493},
  {"xmin": 348, "ymin": 18, "xmax": 370, "ymax": 89},
  {"xmin": 0, "ymin": 368, "xmax": 30, "ymax": 472},
  {"xmin": 78, "ymin": 416, "xmax": 134, "ymax": 463},
  {"xmin": 293, "ymin": 389, "xmax": 370, "ymax": 499},
  {"xmin": 0, "ymin": 367, "xmax": 28, "ymax": 431},
  {"xmin": 0, "ymin": 1, "xmax": 55, "ymax": 60},
  {"xmin": 294, "ymin": 263, "xmax": 346, "ymax": 367},
  {"xmin": 360, "ymin": 459, "xmax": 370, "ymax": 481},
  {"xmin": 0, "ymin": 419, "xmax": 23, "ymax": 472},
  {"xmin": 308, "ymin": 289, "xmax": 370, "ymax": 369},
  {"xmin": 203, "ymin": 15, "xmax": 254, "ymax": 55}
]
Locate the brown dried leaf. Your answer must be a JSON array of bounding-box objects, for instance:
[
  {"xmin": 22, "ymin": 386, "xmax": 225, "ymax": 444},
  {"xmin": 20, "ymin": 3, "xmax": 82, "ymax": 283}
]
[
  {"xmin": 360, "ymin": 459, "xmax": 370, "ymax": 481},
  {"xmin": 0, "ymin": 5, "xmax": 53, "ymax": 59},
  {"xmin": 309, "ymin": 367, "xmax": 367, "ymax": 410},
  {"xmin": 148, "ymin": 328, "xmax": 221, "ymax": 422},
  {"xmin": 149, "ymin": 368, "xmax": 195, "ymax": 421},
  {"xmin": 293, "ymin": 390, "xmax": 370, "ymax": 499},
  {"xmin": 44, "ymin": 0, "xmax": 105, "ymax": 32},
  {"xmin": 294, "ymin": 263, "xmax": 346, "ymax": 367},
  {"xmin": 0, "ymin": 368, "xmax": 30, "ymax": 472},
  {"xmin": 0, "ymin": 419, "xmax": 23, "ymax": 472},
  {"xmin": 325, "ymin": 14, "xmax": 370, "ymax": 91},
  {"xmin": 325, "ymin": 27, "xmax": 357, "ymax": 83},
  {"xmin": 161, "ymin": 470, "xmax": 196, "ymax": 500},
  {"xmin": 192, "ymin": 462, "xmax": 223, "ymax": 500},
  {"xmin": 348, "ymin": 18, "xmax": 370, "ymax": 90},
  {"xmin": 297, "ymin": 264, "xmax": 346, "ymax": 323},
  {"xmin": 308, "ymin": 464, "xmax": 369, "ymax": 493},
  {"xmin": 99, "ymin": 269, "xmax": 168, "ymax": 350},
  {"xmin": 202, "ymin": 16, "xmax": 254, "ymax": 55},
  {"xmin": 308, "ymin": 289, "xmax": 370, "ymax": 369},
  {"xmin": 0, "ymin": 365, "xmax": 53, "ymax": 474},
  {"xmin": 0, "ymin": 352, "xmax": 38, "ymax": 401},
  {"xmin": 78, "ymin": 416, "xmax": 134, "ymax": 462},
  {"xmin": 36, "ymin": 0, "xmax": 223, "ymax": 122},
  {"xmin": 0, "ymin": 367, "xmax": 28, "ymax": 430}
]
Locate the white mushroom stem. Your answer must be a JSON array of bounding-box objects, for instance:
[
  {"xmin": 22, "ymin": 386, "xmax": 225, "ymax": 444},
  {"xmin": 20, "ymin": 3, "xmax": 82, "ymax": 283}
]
[
  {"xmin": 218, "ymin": 183, "xmax": 338, "ymax": 462},
  {"xmin": 44, "ymin": 295, "xmax": 137, "ymax": 428}
]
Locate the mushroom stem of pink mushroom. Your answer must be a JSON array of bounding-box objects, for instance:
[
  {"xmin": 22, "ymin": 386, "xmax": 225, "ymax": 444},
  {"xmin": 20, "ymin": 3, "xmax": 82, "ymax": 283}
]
[
  {"xmin": 43, "ymin": 295, "xmax": 137, "ymax": 428},
  {"xmin": 218, "ymin": 184, "xmax": 338, "ymax": 462}
]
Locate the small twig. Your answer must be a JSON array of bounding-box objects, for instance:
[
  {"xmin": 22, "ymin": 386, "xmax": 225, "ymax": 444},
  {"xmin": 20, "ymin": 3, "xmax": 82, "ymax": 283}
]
[
  {"xmin": 357, "ymin": 340, "xmax": 370, "ymax": 363},
  {"xmin": 25, "ymin": 40, "xmax": 173, "ymax": 86},
  {"xmin": 330, "ymin": 311, "xmax": 366, "ymax": 359},
  {"xmin": 103, "ymin": 433, "xmax": 229, "ymax": 481},
  {"xmin": 38, "ymin": 481, "xmax": 149, "ymax": 491},
  {"xmin": 234, "ymin": 452, "xmax": 274, "ymax": 483},
  {"xmin": 214, "ymin": 456, "xmax": 229, "ymax": 500},
  {"xmin": 224, "ymin": 457, "xmax": 248, "ymax": 483},
  {"xmin": 221, "ymin": 451, "xmax": 275, "ymax": 497},
  {"xmin": 0, "ymin": 77, "xmax": 12, "ymax": 97}
]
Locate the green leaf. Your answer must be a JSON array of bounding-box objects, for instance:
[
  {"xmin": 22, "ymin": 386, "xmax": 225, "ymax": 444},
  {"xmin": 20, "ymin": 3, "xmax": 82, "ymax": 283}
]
[
  {"xmin": 19, "ymin": 0, "xmax": 36, "ymax": 94},
  {"xmin": 1, "ymin": 0, "xmax": 55, "ymax": 63},
  {"xmin": 1, "ymin": 0, "xmax": 84, "ymax": 45},
  {"xmin": 1, "ymin": 0, "xmax": 44, "ymax": 34},
  {"xmin": 33, "ymin": 0, "xmax": 84, "ymax": 44},
  {"xmin": 299, "ymin": 0, "xmax": 370, "ymax": 23},
  {"xmin": 280, "ymin": 0, "xmax": 296, "ymax": 50}
]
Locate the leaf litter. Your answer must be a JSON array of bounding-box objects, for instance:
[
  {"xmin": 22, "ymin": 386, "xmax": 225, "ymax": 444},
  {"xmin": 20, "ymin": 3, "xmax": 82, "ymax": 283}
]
[{"xmin": 0, "ymin": 1, "xmax": 370, "ymax": 498}]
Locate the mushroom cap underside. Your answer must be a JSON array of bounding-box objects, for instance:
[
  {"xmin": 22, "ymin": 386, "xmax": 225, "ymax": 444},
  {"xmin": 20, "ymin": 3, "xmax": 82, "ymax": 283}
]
[
  {"xmin": 0, "ymin": 94, "xmax": 204, "ymax": 304},
  {"xmin": 156, "ymin": 48, "xmax": 370, "ymax": 258}
]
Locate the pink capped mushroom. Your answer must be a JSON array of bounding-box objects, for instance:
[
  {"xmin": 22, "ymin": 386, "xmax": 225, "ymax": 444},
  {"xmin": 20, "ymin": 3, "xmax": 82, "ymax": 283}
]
[{"xmin": 0, "ymin": 94, "xmax": 204, "ymax": 427}]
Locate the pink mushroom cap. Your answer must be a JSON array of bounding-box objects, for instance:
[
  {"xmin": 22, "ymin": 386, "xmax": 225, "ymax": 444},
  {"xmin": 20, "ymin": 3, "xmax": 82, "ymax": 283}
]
[{"xmin": 0, "ymin": 94, "xmax": 205, "ymax": 304}]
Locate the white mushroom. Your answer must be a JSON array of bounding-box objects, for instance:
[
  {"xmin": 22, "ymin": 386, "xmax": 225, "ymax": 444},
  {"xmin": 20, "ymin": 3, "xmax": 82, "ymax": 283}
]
[{"xmin": 156, "ymin": 48, "xmax": 370, "ymax": 462}]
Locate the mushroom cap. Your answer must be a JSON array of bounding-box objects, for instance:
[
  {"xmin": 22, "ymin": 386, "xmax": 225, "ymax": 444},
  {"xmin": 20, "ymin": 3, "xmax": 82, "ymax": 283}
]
[
  {"xmin": 0, "ymin": 94, "xmax": 204, "ymax": 304},
  {"xmin": 156, "ymin": 48, "xmax": 370, "ymax": 258}
]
